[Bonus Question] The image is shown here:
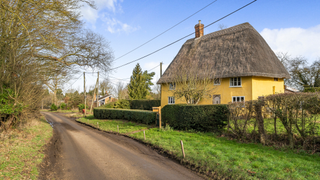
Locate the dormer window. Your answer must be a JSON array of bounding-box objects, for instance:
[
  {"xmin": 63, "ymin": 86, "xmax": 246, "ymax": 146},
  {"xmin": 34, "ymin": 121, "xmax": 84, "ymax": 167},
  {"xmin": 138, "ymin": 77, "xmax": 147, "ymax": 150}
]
[
  {"xmin": 214, "ymin": 78, "xmax": 221, "ymax": 85},
  {"xmin": 274, "ymin": 78, "xmax": 278, "ymax": 81},
  {"xmin": 230, "ymin": 77, "xmax": 241, "ymax": 87},
  {"xmin": 169, "ymin": 83, "xmax": 176, "ymax": 90}
]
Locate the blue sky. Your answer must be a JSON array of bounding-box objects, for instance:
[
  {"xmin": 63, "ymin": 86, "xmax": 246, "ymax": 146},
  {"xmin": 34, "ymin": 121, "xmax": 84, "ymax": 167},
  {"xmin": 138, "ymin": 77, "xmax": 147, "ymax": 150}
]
[{"xmin": 70, "ymin": 0, "xmax": 320, "ymax": 93}]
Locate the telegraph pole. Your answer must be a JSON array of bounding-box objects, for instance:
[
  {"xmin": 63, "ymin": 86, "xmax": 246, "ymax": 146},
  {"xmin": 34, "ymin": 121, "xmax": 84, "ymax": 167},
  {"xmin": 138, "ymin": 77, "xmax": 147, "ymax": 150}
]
[
  {"xmin": 97, "ymin": 71, "xmax": 99, "ymax": 107},
  {"xmin": 84, "ymin": 72, "xmax": 86, "ymax": 117},
  {"xmin": 160, "ymin": 62, "xmax": 163, "ymax": 101}
]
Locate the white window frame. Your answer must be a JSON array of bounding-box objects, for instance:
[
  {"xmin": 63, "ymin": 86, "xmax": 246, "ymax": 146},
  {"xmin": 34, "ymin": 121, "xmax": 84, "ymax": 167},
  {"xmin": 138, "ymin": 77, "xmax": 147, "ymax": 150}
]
[
  {"xmin": 168, "ymin": 96, "xmax": 175, "ymax": 104},
  {"xmin": 232, "ymin": 96, "xmax": 245, "ymax": 102},
  {"xmin": 230, "ymin": 77, "xmax": 242, "ymax": 87},
  {"xmin": 214, "ymin": 78, "xmax": 221, "ymax": 85},
  {"xmin": 169, "ymin": 83, "xmax": 176, "ymax": 90}
]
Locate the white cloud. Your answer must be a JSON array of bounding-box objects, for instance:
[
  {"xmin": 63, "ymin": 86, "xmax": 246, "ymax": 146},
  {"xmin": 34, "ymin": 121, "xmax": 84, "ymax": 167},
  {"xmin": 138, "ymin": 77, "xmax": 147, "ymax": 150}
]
[
  {"xmin": 80, "ymin": 0, "xmax": 123, "ymax": 24},
  {"xmin": 260, "ymin": 25, "xmax": 320, "ymax": 61},
  {"xmin": 103, "ymin": 16, "xmax": 139, "ymax": 34}
]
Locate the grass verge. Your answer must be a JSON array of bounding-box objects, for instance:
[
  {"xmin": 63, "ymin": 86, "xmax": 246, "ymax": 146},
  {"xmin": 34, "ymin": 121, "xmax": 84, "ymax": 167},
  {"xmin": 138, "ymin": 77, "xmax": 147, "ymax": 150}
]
[
  {"xmin": 76, "ymin": 115, "xmax": 320, "ymax": 179},
  {"xmin": 131, "ymin": 128, "xmax": 320, "ymax": 180},
  {"xmin": 0, "ymin": 117, "xmax": 52, "ymax": 179},
  {"xmin": 77, "ymin": 115, "xmax": 151, "ymax": 134}
]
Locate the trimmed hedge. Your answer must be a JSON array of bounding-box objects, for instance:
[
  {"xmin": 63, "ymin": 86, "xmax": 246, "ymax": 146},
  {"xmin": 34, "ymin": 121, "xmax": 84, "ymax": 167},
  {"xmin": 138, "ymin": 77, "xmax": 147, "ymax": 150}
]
[
  {"xmin": 94, "ymin": 108, "xmax": 156, "ymax": 125},
  {"xmin": 304, "ymin": 87, "xmax": 320, "ymax": 92},
  {"xmin": 128, "ymin": 100, "xmax": 160, "ymax": 110},
  {"xmin": 162, "ymin": 104, "xmax": 229, "ymax": 132}
]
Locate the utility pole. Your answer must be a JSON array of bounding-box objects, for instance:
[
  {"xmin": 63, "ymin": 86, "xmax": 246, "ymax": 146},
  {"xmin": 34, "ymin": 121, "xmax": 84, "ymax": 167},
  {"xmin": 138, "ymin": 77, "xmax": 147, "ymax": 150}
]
[
  {"xmin": 160, "ymin": 62, "xmax": 163, "ymax": 101},
  {"xmin": 84, "ymin": 72, "xmax": 86, "ymax": 117},
  {"xmin": 97, "ymin": 71, "xmax": 99, "ymax": 107}
]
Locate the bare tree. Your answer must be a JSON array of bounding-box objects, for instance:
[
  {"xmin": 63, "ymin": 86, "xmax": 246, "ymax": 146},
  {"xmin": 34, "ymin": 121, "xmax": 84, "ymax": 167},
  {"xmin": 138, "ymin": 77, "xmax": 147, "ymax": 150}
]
[
  {"xmin": 277, "ymin": 52, "xmax": 320, "ymax": 90},
  {"xmin": 0, "ymin": 0, "xmax": 113, "ymax": 129},
  {"xmin": 218, "ymin": 24, "xmax": 228, "ymax": 30},
  {"xmin": 170, "ymin": 58, "xmax": 216, "ymax": 104}
]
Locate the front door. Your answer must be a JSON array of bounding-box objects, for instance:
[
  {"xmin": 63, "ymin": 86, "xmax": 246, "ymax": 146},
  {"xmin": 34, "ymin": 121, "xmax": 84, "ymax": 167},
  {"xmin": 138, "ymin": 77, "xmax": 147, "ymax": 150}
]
[{"xmin": 213, "ymin": 95, "xmax": 221, "ymax": 104}]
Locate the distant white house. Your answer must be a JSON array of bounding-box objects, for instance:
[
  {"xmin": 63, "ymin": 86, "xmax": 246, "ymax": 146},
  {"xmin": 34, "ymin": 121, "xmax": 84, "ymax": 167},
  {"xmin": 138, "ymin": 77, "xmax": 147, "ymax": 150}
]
[{"xmin": 94, "ymin": 94, "xmax": 115, "ymax": 106}]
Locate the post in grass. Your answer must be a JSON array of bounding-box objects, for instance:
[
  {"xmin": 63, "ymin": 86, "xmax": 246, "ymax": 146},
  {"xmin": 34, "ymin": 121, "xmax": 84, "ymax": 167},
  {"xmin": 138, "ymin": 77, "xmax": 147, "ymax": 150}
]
[
  {"xmin": 143, "ymin": 130, "xmax": 146, "ymax": 140},
  {"xmin": 117, "ymin": 125, "xmax": 119, "ymax": 133},
  {"xmin": 180, "ymin": 140, "xmax": 185, "ymax": 158},
  {"xmin": 97, "ymin": 122, "xmax": 99, "ymax": 128}
]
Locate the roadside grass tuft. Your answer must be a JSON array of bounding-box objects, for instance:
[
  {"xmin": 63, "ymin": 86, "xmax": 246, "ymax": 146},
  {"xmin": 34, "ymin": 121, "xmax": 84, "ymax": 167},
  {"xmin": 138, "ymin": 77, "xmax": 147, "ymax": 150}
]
[
  {"xmin": 0, "ymin": 118, "xmax": 52, "ymax": 179},
  {"xmin": 77, "ymin": 115, "xmax": 151, "ymax": 133}
]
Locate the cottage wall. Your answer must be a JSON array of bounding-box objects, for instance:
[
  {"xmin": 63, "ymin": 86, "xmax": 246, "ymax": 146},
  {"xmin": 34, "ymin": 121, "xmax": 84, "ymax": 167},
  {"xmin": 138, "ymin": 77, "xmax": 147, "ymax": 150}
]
[{"xmin": 160, "ymin": 76, "xmax": 285, "ymax": 107}]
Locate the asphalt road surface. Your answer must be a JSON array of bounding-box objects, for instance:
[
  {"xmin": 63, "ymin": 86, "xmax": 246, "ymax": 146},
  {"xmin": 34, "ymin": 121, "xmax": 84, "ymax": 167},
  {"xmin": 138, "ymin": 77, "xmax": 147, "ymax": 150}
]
[{"xmin": 41, "ymin": 112, "xmax": 203, "ymax": 180}]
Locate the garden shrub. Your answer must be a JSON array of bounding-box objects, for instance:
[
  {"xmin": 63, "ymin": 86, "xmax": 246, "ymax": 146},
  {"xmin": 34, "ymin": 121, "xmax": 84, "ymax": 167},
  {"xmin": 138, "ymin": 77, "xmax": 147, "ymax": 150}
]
[
  {"xmin": 113, "ymin": 100, "xmax": 130, "ymax": 109},
  {"xmin": 94, "ymin": 108, "xmax": 156, "ymax": 125},
  {"xmin": 162, "ymin": 104, "xmax": 229, "ymax": 132},
  {"xmin": 104, "ymin": 102, "xmax": 115, "ymax": 108},
  {"xmin": 128, "ymin": 100, "xmax": 160, "ymax": 110},
  {"xmin": 60, "ymin": 103, "xmax": 66, "ymax": 110},
  {"xmin": 77, "ymin": 104, "xmax": 88, "ymax": 112},
  {"xmin": 50, "ymin": 104, "xmax": 58, "ymax": 111}
]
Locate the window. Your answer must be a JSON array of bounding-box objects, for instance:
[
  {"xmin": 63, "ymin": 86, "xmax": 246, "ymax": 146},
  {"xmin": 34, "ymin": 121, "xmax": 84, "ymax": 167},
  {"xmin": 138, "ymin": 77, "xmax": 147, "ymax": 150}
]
[
  {"xmin": 232, "ymin": 96, "xmax": 245, "ymax": 102},
  {"xmin": 169, "ymin": 83, "xmax": 176, "ymax": 90},
  {"xmin": 213, "ymin": 95, "xmax": 221, "ymax": 104},
  {"xmin": 274, "ymin": 78, "xmax": 278, "ymax": 81},
  {"xmin": 168, "ymin": 96, "xmax": 175, "ymax": 104},
  {"xmin": 214, "ymin": 78, "xmax": 221, "ymax": 85},
  {"xmin": 230, "ymin": 77, "xmax": 241, "ymax": 87}
]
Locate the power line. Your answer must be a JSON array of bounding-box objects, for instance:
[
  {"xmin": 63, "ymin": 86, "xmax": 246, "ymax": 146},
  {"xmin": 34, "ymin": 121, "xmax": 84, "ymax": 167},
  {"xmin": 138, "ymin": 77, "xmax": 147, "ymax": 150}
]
[
  {"xmin": 148, "ymin": 64, "xmax": 160, "ymax": 71},
  {"xmin": 110, "ymin": 0, "xmax": 257, "ymax": 71},
  {"xmin": 114, "ymin": 0, "xmax": 219, "ymax": 61},
  {"xmin": 64, "ymin": 74, "xmax": 82, "ymax": 91}
]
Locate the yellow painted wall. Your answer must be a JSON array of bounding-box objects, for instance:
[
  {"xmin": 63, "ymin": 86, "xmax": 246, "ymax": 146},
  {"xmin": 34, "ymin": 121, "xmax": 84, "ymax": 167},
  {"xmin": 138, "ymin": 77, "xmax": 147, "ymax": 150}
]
[
  {"xmin": 251, "ymin": 77, "xmax": 284, "ymax": 100},
  {"xmin": 160, "ymin": 76, "xmax": 285, "ymax": 107}
]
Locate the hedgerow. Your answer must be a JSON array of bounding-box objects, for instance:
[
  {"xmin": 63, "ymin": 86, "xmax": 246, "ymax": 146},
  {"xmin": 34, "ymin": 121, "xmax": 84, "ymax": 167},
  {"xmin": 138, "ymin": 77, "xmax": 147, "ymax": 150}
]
[
  {"xmin": 162, "ymin": 104, "xmax": 229, "ymax": 132},
  {"xmin": 94, "ymin": 108, "xmax": 156, "ymax": 125}
]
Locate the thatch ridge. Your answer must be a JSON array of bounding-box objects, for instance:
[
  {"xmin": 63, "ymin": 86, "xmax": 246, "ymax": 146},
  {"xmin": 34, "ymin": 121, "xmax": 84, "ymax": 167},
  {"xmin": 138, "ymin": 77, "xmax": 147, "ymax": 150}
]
[{"xmin": 157, "ymin": 22, "xmax": 290, "ymax": 84}]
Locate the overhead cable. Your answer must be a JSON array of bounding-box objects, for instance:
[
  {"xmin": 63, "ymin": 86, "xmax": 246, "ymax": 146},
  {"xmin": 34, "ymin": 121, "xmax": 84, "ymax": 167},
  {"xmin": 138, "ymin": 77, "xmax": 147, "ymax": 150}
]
[
  {"xmin": 114, "ymin": 0, "xmax": 219, "ymax": 61},
  {"xmin": 110, "ymin": 0, "xmax": 257, "ymax": 71}
]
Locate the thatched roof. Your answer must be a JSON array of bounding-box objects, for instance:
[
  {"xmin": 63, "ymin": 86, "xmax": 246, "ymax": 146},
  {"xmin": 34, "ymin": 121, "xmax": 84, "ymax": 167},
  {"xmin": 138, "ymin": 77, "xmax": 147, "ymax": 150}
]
[{"xmin": 157, "ymin": 22, "xmax": 290, "ymax": 84}]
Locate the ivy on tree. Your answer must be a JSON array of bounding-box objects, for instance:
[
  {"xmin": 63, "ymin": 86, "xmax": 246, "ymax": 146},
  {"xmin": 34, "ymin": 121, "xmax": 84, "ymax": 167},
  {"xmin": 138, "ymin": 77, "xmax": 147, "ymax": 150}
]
[{"xmin": 128, "ymin": 63, "xmax": 155, "ymax": 99}]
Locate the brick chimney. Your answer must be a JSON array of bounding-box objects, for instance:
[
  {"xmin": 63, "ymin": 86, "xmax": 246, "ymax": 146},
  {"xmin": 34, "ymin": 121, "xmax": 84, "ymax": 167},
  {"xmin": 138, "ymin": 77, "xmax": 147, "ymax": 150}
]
[{"xmin": 194, "ymin": 20, "xmax": 204, "ymax": 38}]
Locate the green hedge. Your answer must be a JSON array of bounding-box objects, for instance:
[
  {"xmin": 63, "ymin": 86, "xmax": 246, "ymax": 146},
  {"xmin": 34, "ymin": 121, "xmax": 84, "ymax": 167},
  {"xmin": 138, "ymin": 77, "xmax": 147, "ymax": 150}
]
[
  {"xmin": 304, "ymin": 87, "xmax": 320, "ymax": 92},
  {"xmin": 162, "ymin": 104, "xmax": 229, "ymax": 132},
  {"xmin": 94, "ymin": 108, "xmax": 156, "ymax": 125},
  {"xmin": 128, "ymin": 100, "xmax": 161, "ymax": 110}
]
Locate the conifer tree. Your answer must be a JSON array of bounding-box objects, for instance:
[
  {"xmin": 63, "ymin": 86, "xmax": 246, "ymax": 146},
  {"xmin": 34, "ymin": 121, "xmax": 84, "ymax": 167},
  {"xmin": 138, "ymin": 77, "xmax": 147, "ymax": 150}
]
[{"xmin": 128, "ymin": 63, "xmax": 155, "ymax": 99}]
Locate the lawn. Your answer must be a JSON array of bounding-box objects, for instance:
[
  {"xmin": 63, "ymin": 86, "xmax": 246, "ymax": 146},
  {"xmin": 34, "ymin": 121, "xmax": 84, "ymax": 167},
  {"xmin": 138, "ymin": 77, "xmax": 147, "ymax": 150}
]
[
  {"xmin": 0, "ymin": 117, "xmax": 53, "ymax": 179},
  {"xmin": 77, "ymin": 115, "xmax": 151, "ymax": 134},
  {"xmin": 77, "ymin": 115, "xmax": 320, "ymax": 180}
]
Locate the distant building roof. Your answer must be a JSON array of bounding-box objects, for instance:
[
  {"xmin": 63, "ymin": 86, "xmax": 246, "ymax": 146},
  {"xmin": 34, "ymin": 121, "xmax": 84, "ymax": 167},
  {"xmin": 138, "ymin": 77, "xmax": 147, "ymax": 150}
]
[{"xmin": 285, "ymin": 86, "xmax": 299, "ymax": 93}]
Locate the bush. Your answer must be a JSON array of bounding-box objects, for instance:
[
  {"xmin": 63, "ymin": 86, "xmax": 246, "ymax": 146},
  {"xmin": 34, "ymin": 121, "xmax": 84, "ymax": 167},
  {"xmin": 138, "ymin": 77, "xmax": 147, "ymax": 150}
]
[
  {"xmin": 77, "ymin": 104, "xmax": 88, "ymax": 112},
  {"xmin": 162, "ymin": 104, "xmax": 229, "ymax": 132},
  {"xmin": 60, "ymin": 103, "xmax": 66, "ymax": 110},
  {"xmin": 50, "ymin": 104, "xmax": 58, "ymax": 111},
  {"xmin": 113, "ymin": 100, "xmax": 130, "ymax": 109},
  {"xmin": 94, "ymin": 108, "xmax": 156, "ymax": 125},
  {"xmin": 104, "ymin": 102, "xmax": 115, "ymax": 108},
  {"xmin": 129, "ymin": 100, "xmax": 161, "ymax": 110}
]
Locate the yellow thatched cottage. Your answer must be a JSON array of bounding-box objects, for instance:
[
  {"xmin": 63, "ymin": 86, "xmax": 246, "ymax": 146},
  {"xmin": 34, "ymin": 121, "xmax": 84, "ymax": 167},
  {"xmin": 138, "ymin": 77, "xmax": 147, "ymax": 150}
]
[{"xmin": 157, "ymin": 21, "xmax": 290, "ymax": 107}]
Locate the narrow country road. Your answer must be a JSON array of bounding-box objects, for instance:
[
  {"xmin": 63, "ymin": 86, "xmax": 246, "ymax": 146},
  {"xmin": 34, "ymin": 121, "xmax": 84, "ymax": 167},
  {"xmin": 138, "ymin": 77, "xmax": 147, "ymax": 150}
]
[{"xmin": 41, "ymin": 112, "xmax": 203, "ymax": 180}]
